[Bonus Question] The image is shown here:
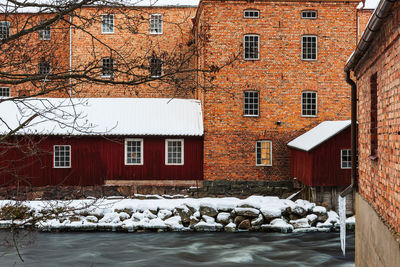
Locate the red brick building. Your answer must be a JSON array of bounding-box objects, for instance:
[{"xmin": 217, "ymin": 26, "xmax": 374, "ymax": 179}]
[
  {"xmin": 345, "ymin": 0, "xmax": 400, "ymax": 265},
  {"xmin": 194, "ymin": 0, "xmax": 359, "ymax": 181}
]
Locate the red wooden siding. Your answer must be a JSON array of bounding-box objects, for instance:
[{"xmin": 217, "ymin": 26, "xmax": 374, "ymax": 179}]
[
  {"xmin": 290, "ymin": 126, "xmax": 351, "ymax": 186},
  {"xmin": 0, "ymin": 136, "xmax": 203, "ymax": 187}
]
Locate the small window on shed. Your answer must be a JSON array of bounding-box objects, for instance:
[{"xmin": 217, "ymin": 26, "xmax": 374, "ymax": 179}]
[
  {"xmin": 244, "ymin": 10, "xmax": 259, "ymax": 18},
  {"xmin": 341, "ymin": 149, "xmax": 351, "ymax": 169},
  {"xmin": 301, "ymin": 10, "xmax": 317, "ymax": 19}
]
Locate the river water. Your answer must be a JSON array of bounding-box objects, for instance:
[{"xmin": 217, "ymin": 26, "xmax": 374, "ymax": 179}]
[{"xmin": 1, "ymin": 232, "xmax": 354, "ymax": 267}]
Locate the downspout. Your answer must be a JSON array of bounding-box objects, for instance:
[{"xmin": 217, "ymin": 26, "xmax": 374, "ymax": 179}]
[
  {"xmin": 69, "ymin": 15, "xmax": 72, "ymax": 97},
  {"xmin": 340, "ymin": 71, "xmax": 357, "ymax": 197}
]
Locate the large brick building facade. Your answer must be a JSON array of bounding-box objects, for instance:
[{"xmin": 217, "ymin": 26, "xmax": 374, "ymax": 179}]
[
  {"xmin": 345, "ymin": 0, "xmax": 400, "ymax": 265},
  {"xmin": 2, "ymin": 0, "xmax": 366, "ymax": 184}
]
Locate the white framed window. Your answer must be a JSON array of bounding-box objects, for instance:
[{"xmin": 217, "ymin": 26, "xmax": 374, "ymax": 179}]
[
  {"xmin": 150, "ymin": 14, "xmax": 163, "ymax": 34},
  {"xmin": 165, "ymin": 139, "xmax": 184, "ymax": 165},
  {"xmin": 101, "ymin": 14, "xmax": 114, "ymax": 34},
  {"xmin": 38, "ymin": 22, "xmax": 50, "ymax": 40},
  {"xmin": 54, "ymin": 145, "xmax": 71, "ymax": 168},
  {"xmin": 0, "ymin": 87, "xmax": 10, "ymax": 97},
  {"xmin": 0, "ymin": 21, "xmax": 10, "ymax": 40},
  {"xmin": 302, "ymin": 35, "xmax": 317, "ymax": 60},
  {"xmin": 301, "ymin": 91, "xmax": 317, "ymax": 117},
  {"xmin": 244, "ymin": 34, "xmax": 259, "ymax": 60},
  {"xmin": 150, "ymin": 57, "xmax": 162, "ymax": 78},
  {"xmin": 38, "ymin": 62, "xmax": 50, "ymax": 76},
  {"xmin": 301, "ymin": 10, "xmax": 317, "ymax": 19},
  {"xmin": 244, "ymin": 91, "xmax": 259, "ymax": 116},
  {"xmin": 256, "ymin": 141, "xmax": 272, "ymax": 166},
  {"xmin": 244, "ymin": 10, "xmax": 259, "ymax": 18},
  {"xmin": 341, "ymin": 149, "xmax": 351, "ymax": 169},
  {"xmin": 101, "ymin": 57, "xmax": 114, "ymax": 78},
  {"xmin": 125, "ymin": 139, "xmax": 143, "ymax": 165}
]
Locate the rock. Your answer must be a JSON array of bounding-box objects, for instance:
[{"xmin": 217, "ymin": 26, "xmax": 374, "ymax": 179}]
[
  {"xmin": 346, "ymin": 216, "xmax": 355, "ymax": 230},
  {"xmin": 234, "ymin": 207, "xmax": 260, "ymax": 217},
  {"xmin": 260, "ymin": 208, "xmax": 282, "ymax": 221},
  {"xmin": 216, "ymin": 212, "xmax": 231, "ymax": 225},
  {"xmin": 224, "ymin": 222, "xmax": 236, "ymax": 232},
  {"xmin": 202, "ymin": 215, "xmax": 215, "ymax": 224},
  {"xmin": 118, "ymin": 212, "xmax": 131, "ymax": 221},
  {"xmin": 251, "ymin": 214, "xmax": 264, "ymax": 226},
  {"xmin": 86, "ymin": 215, "xmax": 98, "ymax": 223},
  {"xmin": 164, "ymin": 216, "xmax": 184, "ymax": 231},
  {"xmin": 306, "ymin": 214, "xmax": 318, "ymax": 226},
  {"xmin": 237, "ymin": 202, "xmax": 260, "ymax": 210},
  {"xmin": 143, "ymin": 210, "xmax": 157, "ymax": 220},
  {"xmin": 114, "ymin": 208, "xmax": 134, "ymax": 217},
  {"xmin": 290, "ymin": 206, "xmax": 307, "ymax": 217},
  {"xmin": 199, "ymin": 204, "xmax": 218, "ymax": 217},
  {"xmin": 234, "ymin": 215, "xmax": 245, "ymax": 225},
  {"xmin": 174, "ymin": 205, "xmax": 192, "ymax": 223},
  {"xmin": 148, "ymin": 207, "xmax": 159, "ymax": 215},
  {"xmin": 261, "ymin": 218, "xmax": 294, "ymax": 233},
  {"xmin": 157, "ymin": 209, "xmax": 172, "ymax": 221},
  {"xmin": 313, "ymin": 206, "xmax": 328, "ymax": 222},
  {"xmin": 238, "ymin": 219, "xmax": 251, "ymax": 230},
  {"xmin": 194, "ymin": 221, "xmax": 223, "ymax": 232},
  {"xmin": 290, "ymin": 218, "xmax": 310, "ymax": 229},
  {"xmin": 189, "ymin": 216, "xmax": 200, "ymax": 228},
  {"xmin": 185, "ymin": 203, "xmax": 197, "ymax": 214},
  {"xmin": 289, "ymin": 213, "xmax": 301, "ymax": 221}
]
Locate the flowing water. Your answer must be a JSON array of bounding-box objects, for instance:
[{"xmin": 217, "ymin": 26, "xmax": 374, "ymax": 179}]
[{"xmin": 0, "ymin": 232, "xmax": 354, "ymax": 267}]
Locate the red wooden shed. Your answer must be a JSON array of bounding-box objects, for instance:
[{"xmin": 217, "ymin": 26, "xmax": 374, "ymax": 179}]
[
  {"xmin": 0, "ymin": 98, "xmax": 204, "ymax": 187},
  {"xmin": 287, "ymin": 120, "xmax": 351, "ymax": 187}
]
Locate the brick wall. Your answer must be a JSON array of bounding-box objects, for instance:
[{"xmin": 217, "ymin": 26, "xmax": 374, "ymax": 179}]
[
  {"xmin": 354, "ymin": 2, "xmax": 400, "ymax": 234},
  {"xmin": 357, "ymin": 8, "xmax": 374, "ymax": 42},
  {"xmin": 196, "ymin": 0, "xmax": 358, "ymax": 181}
]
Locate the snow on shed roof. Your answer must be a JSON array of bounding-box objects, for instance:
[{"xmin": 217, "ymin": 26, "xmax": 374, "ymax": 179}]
[
  {"xmin": 0, "ymin": 98, "xmax": 203, "ymax": 136},
  {"xmin": 287, "ymin": 120, "xmax": 351, "ymax": 152},
  {"xmin": 357, "ymin": 0, "xmax": 380, "ymax": 9}
]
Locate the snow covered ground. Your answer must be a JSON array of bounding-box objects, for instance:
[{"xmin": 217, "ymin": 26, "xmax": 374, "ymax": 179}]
[{"xmin": 0, "ymin": 196, "xmax": 355, "ymax": 233}]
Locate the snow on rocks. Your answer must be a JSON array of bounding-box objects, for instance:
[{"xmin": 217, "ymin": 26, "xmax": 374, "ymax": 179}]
[{"xmin": 0, "ymin": 196, "xmax": 355, "ymax": 233}]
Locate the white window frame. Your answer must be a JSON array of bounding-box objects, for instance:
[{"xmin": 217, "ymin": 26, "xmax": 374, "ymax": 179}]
[
  {"xmin": 256, "ymin": 140, "xmax": 272, "ymax": 167},
  {"xmin": 244, "ymin": 34, "xmax": 260, "ymax": 60},
  {"xmin": 0, "ymin": 21, "xmax": 10, "ymax": 40},
  {"xmin": 301, "ymin": 35, "xmax": 318, "ymax": 61},
  {"xmin": 124, "ymin": 138, "xmax": 144, "ymax": 166},
  {"xmin": 101, "ymin": 14, "xmax": 114, "ymax": 34},
  {"xmin": 38, "ymin": 23, "xmax": 51, "ymax": 40},
  {"xmin": 243, "ymin": 90, "xmax": 259, "ymax": 117},
  {"xmin": 301, "ymin": 91, "xmax": 318, "ymax": 117},
  {"xmin": 0, "ymin": 87, "xmax": 10, "ymax": 97},
  {"xmin": 53, "ymin": 145, "xmax": 71, "ymax": 168},
  {"xmin": 301, "ymin": 10, "xmax": 317, "ymax": 19},
  {"xmin": 341, "ymin": 149, "xmax": 352, "ymax": 169},
  {"xmin": 101, "ymin": 57, "xmax": 114, "ymax": 78},
  {"xmin": 150, "ymin": 14, "xmax": 163, "ymax": 34},
  {"xmin": 244, "ymin": 9, "xmax": 260, "ymax": 18},
  {"xmin": 165, "ymin": 139, "xmax": 184, "ymax": 166}
]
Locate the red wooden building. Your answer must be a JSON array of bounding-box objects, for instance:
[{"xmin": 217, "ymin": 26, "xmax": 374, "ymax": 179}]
[
  {"xmin": 0, "ymin": 98, "xmax": 204, "ymax": 187},
  {"xmin": 287, "ymin": 120, "xmax": 351, "ymax": 187}
]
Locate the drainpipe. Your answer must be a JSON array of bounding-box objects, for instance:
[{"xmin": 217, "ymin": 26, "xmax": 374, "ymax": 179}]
[{"xmin": 340, "ymin": 71, "xmax": 357, "ymax": 197}]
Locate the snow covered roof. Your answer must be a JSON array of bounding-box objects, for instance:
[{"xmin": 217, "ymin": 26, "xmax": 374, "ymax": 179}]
[
  {"xmin": 357, "ymin": 0, "xmax": 380, "ymax": 9},
  {"xmin": 287, "ymin": 120, "xmax": 351, "ymax": 151},
  {"xmin": 0, "ymin": 98, "xmax": 203, "ymax": 136}
]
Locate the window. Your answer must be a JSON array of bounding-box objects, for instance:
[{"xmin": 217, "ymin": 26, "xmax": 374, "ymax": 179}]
[
  {"xmin": 244, "ymin": 34, "xmax": 259, "ymax": 60},
  {"xmin": 370, "ymin": 73, "xmax": 378, "ymax": 158},
  {"xmin": 0, "ymin": 21, "xmax": 10, "ymax": 40},
  {"xmin": 150, "ymin": 57, "xmax": 162, "ymax": 77},
  {"xmin": 341, "ymin": 149, "xmax": 351, "ymax": 169},
  {"xmin": 244, "ymin": 91, "xmax": 259, "ymax": 116},
  {"xmin": 301, "ymin": 10, "xmax": 317, "ymax": 19},
  {"xmin": 302, "ymin": 35, "xmax": 317, "ymax": 60},
  {"xmin": 0, "ymin": 87, "xmax": 10, "ymax": 97},
  {"xmin": 256, "ymin": 141, "xmax": 272, "ymax": 166},
  {"xmin": 301, "ymin": 91, "xmax": 317, "ymax": 117},
  {"xmin": 101, "ymin": 14, "xmax": 114, "ymax": 34},
  {"xmin": 38, "ymin": 23, "xmax": 51, "ymax": 40},
  {"xmin": 54, "ymin": 145, "xmax": 71, "ymax": 168},
  {"xmin": 101, "ymin": 58, "xmax": 114, "ymax": 77},
  {"xmin": 244, "ymin": 10, "xmax": 259, "ymax": 18},
  {"xmin": 38, "ymin": 62, "xmax": 50, "ymax": 76},
  {"xmin": 166, "ymin": 139, "xmax": 184, "ymax": 165},
  {"xmin": 150, "ymin": 14, "xmax": 162, "ymax": 34},
  {"xmin": 125, "ymin": 139, "xmax": 143, "ymax": 165}
]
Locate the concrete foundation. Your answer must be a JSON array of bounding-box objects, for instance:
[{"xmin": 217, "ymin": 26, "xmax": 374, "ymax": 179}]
[{"xmin": 355, "ymin": 193, "xmax": 400, "ymax": 267}]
